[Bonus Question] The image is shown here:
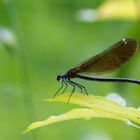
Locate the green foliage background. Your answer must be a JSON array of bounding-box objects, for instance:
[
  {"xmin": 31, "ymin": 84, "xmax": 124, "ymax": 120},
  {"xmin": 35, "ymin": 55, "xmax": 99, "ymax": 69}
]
[{"xmin": 0, "ymin": 0, "xmax": 140, "ymax": 140}]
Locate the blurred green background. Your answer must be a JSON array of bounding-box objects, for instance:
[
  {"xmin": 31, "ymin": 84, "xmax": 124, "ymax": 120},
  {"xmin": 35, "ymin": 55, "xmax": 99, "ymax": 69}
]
[{"xmin": 0, "ymin": 0, "xmax": 140, "ymax": 140}]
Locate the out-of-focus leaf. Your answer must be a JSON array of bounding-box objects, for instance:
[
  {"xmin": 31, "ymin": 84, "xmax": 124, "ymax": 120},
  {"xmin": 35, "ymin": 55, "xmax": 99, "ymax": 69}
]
[
  {"xmin": 23, "ymin": 94, "xmax": 140, "ymax": 133},
  {"xmin": 98, "ymin": 0, "xmax": 138, "ymax": 20}
]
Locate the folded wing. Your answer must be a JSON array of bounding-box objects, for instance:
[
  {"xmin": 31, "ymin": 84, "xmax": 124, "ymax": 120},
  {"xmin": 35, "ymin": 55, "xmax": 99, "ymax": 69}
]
[{"xmin": 75, "ymin": 38, "xmax": 137, "ymax": 74}]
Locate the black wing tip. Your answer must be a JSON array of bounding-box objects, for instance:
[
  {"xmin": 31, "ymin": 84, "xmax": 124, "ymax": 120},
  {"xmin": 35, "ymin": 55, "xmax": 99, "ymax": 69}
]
[{"xmin": 121, "ymin": 38, "xmax": 137, "ymax": 46}]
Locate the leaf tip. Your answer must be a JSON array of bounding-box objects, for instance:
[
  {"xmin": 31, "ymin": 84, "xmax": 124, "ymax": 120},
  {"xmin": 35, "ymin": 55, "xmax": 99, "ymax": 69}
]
[
  {"xmin": 22, "ymin": 129, "xmax": 29, "ymax": 134},
  {"xmin": 44, "ymin": 98, "xmax": 54, "ymax": 102}
]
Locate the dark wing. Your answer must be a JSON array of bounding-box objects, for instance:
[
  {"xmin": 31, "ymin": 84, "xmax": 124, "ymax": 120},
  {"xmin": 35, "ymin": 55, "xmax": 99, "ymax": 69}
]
[{"xmin": 75, "ymin": 38, "xmax": 137, "ymax": 74}]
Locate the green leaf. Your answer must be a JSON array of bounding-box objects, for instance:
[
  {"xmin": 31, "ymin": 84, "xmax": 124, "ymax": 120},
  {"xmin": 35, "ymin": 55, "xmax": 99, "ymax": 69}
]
[{"xmin": 23, "ymin": 94, "xmax": 140, "ymax": 133}]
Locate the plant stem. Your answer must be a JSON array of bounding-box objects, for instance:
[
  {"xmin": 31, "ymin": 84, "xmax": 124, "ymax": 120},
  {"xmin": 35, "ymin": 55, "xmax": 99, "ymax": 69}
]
[{"xmin": 3, "ymin": 0, "xmax": 37, "ymax": 140}]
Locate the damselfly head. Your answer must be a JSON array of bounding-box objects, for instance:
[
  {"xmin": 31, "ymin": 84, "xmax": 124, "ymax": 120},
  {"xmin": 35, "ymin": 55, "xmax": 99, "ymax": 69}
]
[{"xmin": 56, "ymin": 74, "xmax": 61, "ymax": 81}]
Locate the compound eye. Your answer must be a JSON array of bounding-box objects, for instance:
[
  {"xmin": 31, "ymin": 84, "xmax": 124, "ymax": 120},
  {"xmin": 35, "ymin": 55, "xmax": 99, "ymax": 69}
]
[{"xmin": 57, "ymin": 75, "xmax": 61, "ymax": 81}]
